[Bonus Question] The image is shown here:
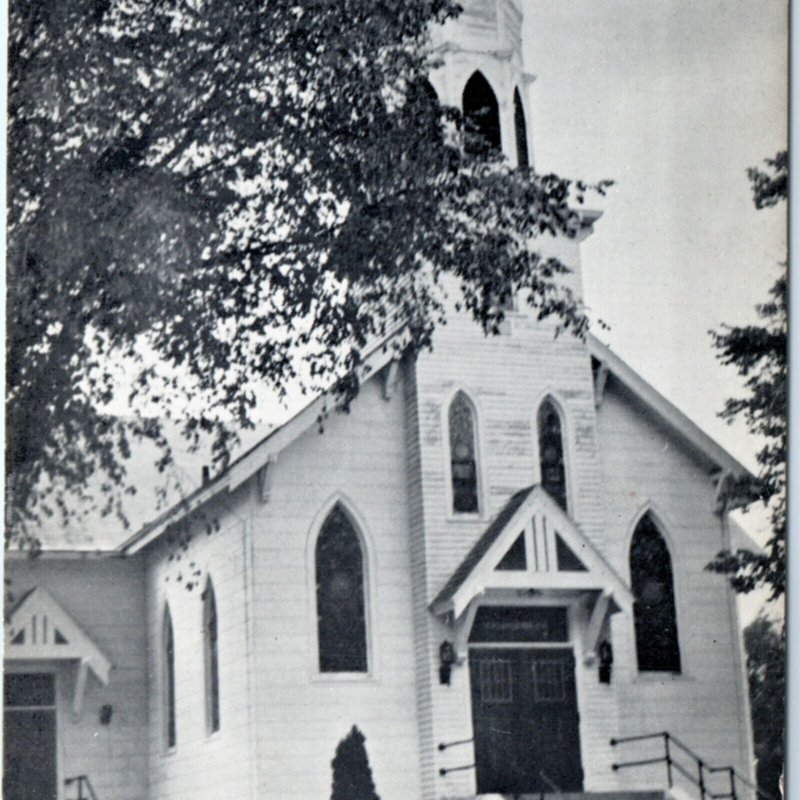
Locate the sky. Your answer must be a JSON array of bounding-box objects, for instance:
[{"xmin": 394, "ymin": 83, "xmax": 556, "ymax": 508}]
[
  {"xmin": 524, "ymin": 0, "xmax": 787, "ymax": 470},
  {"xmin": 523, "ymin": 1, "xmax": 787, "ymax": 620}
]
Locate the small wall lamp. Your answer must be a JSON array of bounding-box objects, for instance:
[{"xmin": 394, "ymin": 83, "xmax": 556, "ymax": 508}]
[
  {"xmin": 439, "ymin": 640, "xmax": 456, "ymax": 686},
  {"xmin": 598, "ymin": 640, "xmax": 613, "ymax": 684}
]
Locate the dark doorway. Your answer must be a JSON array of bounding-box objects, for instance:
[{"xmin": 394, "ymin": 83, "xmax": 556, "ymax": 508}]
[
  {"xmin": 3, "ymin": 673, "xmax": 58, "ymax": 800},
  {"xmin": 469, "ymin": 648, "xmax": 582, "ymax": 795}
]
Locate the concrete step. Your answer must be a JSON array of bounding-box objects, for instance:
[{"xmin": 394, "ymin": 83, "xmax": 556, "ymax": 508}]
[{"xmin": 478, "ymin": 793, "xmax": 667, "ymax": 800}]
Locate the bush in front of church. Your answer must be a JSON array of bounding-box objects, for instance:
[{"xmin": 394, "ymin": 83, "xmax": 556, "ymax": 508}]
[{"xmin": 330, "ymin": 725, "xmax": 381, "ymax": 800}]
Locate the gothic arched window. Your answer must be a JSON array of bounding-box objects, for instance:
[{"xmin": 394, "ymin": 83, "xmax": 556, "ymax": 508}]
[
  {"xmin": 315, "ymin": 505, "xmax": 368, "ymax": 673},
  {"xmin": 462, "ymin": 71, "xmax": 501, "ymax": 154},
  {"xmin": 203, "ymin": 578, "xmax": 220, "ymax": 733},
  {"xmin": 630, "ymin": 514, "xmax": 681, "ymax": 673},
  {"xmin": 449, "ymin": 392, "xmax": 479, "ymax": 513},
  {"xmin": 513, "ymin": 88, "xmax": 529, "ymax": 168},
  {"xmin": 162, "ymin": 605, "xmax": 176, "ymax": 749},
  {"xmin": 537, "ymin": 399, "xmax": 567, "ymax": 510}
]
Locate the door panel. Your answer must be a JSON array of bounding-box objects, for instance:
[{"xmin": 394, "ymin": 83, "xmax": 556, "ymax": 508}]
[
  {"xmin": 469, "ymin": 648, "xmax": 582, "ymax": 795},
  {"xmin": 3, "ymin": 674, "xmax": 57, "ymax": 800}
]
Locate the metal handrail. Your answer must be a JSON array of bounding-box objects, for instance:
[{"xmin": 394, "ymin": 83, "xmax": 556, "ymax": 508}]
[
  {"xmin": 64, "ymin": 775, "xmax": 100, "ymax": 800},
  {"xmin": 437, "ymin": 736, "xmax": 473, "ymax": 751},
  {"xmin": 439, "ymin": 762, "xmax": 475, "ymax": 776},
  {"xmin": 539, "ymin": 769, "xmax": 562, "ymax": 800},
  {"xmin": 610, "ymin": 731, "xmax": 774, "ymax": 800}
]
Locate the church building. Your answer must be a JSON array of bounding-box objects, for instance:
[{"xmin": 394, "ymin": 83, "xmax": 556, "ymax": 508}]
[{"xmin": 4, "ymin": 2, "xmax": 758, "ymax": 799}]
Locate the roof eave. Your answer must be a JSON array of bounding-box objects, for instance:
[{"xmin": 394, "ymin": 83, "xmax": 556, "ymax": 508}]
[
  {"xmin": 588, "ymin": 334, "xmax": 754, "ymax": 480},
  {"xmin": 119, "ymin": 327, "xmax": 408, "ymax": 555}
]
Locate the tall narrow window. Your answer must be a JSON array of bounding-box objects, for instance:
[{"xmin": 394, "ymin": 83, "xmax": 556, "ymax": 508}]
[
  {"xmin": 315, "ymin": 505, "xmax": 368, "ymax": 673},
  {"xmin": 449, "ymin": 392, "xmax": 479, "ymax": 513},
  {"xmin": 203, "ymin": 579, "xmax": 220, "ymax": 733},
  {"xmin": 513, "ymin": 88, "xmax": 529, "ymax": 168},
  {"xmin": 537, "ymin": 399, "xmax": 567, "ymax": 510},
  {"xmin": 630, "ymin": 514, "xmax": 681, "ymax": 672},
  {"xmin": 462, "ymin": 71, "xmax": 501, "ymax": 154},
  {"xmin": 162, "ymin": 605, "xmax": 176, "ymax": 749}
]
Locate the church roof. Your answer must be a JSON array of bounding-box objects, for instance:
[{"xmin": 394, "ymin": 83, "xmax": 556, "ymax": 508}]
[
  {"xmin": 17, "ymin": 324, "xmax": 752, "ymax": 555},
  {"xmin": 587, "ymin": 334, "xmax": 751, "ymax": 479},
  {"xmin": 431, "ymin": 485, "xmax": 535, "ymax": 609},
  {"xmin": 119, "ymin": 330, "xmax": 404, "ymax": 553},
  {"xmin": 14, "ymin": 420, "xmax": 271, "ymax": 553}
]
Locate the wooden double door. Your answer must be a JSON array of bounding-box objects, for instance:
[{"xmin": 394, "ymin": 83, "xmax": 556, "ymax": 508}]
[{"xmin": 469, "ymin": 647, "xmax": 583, "ymax": 795}]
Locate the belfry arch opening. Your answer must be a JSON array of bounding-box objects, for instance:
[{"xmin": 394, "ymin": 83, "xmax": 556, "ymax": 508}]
[{"xmin": 462, "ymin": 71, "xmax": 501, "ymax": 154}]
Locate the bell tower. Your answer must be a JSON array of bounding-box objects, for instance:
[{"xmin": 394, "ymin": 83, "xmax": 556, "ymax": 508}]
[
  {"xmin": 405, "ymin": 5, "xmax": 610, "ymax": 800},
  {"xmin": 429, "ymin": 0, "xmax": 536, "ymax": 169}
]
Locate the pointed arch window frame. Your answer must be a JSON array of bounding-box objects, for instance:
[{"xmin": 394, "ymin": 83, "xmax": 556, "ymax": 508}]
[
  {"xmin": 462, "ymin": 70, "xmax": 502, "ymax": 155},
  {"xmin": 532, "ymin": 393, "xmax": 573, "ymax": 515},
  {"xmin": 308, "ymin": 498, "xmax": 374, "ymax": 679},
  {"xmin": 444, "ymin": 388, "xmax": 485, "ymax": 518},
  {"xmin": 202, "ymin": 577, "xmax": 221, "ymax": 735},
  {"xmin": 628, "ymin": 509, "xmax": 683, "ymax": 675},
  {"xmin": 162, "ymin": 604, "xmax": 177, "ymax": 752}
]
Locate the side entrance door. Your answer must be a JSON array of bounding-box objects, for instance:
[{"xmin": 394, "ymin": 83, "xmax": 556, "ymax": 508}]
[
  {"xmin": 3, "ymin": 673, "xmax": 58, "ymax": 800},
  {"xmin": 469, "ymin": 647, "xmax": 582, "ymax": 795}
]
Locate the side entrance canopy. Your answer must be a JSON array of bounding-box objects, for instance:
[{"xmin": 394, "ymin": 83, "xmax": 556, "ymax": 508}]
[
  {"xmin": 430, "ymin": 485, "xmax": 634, "ymax": 661},
  {"xmin": 4, "ymin": 587, "xmax": 112, "ymax": 715}
]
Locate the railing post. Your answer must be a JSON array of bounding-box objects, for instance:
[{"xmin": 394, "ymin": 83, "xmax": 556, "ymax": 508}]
[
  {"xmin": 697, "ymin": 758, "xmax": 706, "ymax": 800},
  {"xmin": 77, "ymin": 776, "xmax": 86, "ymax": 800},
  {"xmin": 728, "ymin": 767, "xmax": 737, "ymax": 800},
  {"xmin": 663, "ymin": 732, "xmax": 673, "ymax": 789}
]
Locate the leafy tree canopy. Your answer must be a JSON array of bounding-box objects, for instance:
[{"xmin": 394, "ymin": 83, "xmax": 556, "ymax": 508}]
[
  {"xmin": 7, "ymin": 0, "xmax": 609, "ymax": 547},
  {"xmin": 707, "ymin": 152, "xmax": 787, "ymax": 601}
]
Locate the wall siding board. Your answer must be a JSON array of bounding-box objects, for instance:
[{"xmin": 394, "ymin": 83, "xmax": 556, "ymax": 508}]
[
  {"xmin": 597, "ymin": 380, "xmax": 755, "ymax": 790},
  {"xmin": 244, "ymin": 375, "xmax": 424, "ymax": 800}
]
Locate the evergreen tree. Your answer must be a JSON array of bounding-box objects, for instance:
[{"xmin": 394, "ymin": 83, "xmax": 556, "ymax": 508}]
[
  {"xmin": 330, "ymin": 726, "xmax": 380, "ymax": 800},
  {"xmin": 707, "ymin": 151, "xmax": 787, "ymax": 601},
  {"xmin": 743, "ymin": 616, "xmax": 784, "ymax": 799}
]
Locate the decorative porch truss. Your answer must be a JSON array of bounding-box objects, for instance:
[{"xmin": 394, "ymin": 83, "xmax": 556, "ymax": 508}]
[
  {"xmin": 4, "ymin": 586, "xmax": 112, "ymax": 716},
  {"xmin": 430, "ymin": 485, "xmax": 634, "ymax": 661}
]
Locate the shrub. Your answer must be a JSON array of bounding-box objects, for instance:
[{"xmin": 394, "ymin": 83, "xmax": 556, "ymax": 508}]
[{"xmin": 330, "ymin": 725, "xmax": 381, "ymax": 800}]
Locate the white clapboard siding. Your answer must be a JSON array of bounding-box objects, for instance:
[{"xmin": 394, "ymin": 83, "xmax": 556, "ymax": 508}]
[{"xmin": 596, "ymin": 381, "xmax": 755, "ymax": 790}]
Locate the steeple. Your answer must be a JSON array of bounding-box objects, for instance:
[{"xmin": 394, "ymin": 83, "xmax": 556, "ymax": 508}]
[{"xmin": 430, "ymin": 0, "xmax": 536, "ymax": 169}]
